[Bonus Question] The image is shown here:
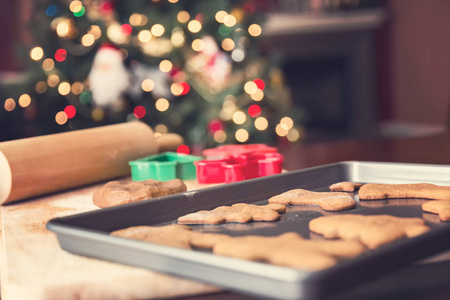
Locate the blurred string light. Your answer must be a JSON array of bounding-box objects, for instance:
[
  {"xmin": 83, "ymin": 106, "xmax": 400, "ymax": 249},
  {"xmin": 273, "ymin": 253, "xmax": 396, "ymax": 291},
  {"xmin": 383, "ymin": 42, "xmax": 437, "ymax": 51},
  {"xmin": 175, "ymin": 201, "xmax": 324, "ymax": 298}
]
[
  {"xmin": 231, "ymin": 48, "xmax": 245, "ymax": 62},
  {"xmin": 129, "ymin": 14, "xmax": 148, "ymax": 26},
  {"xmin": 64, "ymin": 105, "xmax": 76, "ymax": 118},
  {"xmin": 232, "ymin": 111, "xmax": 246, "ymax": 124},
  {"xmin": 47, "ymin": 74, "xmax": 60, "ymax": 87},
  {"xmin": 177, "ymin": 144, "xmax": 190, "ymax": 155},
  {"xmin": 171, "ymin": 28, "xmax": 185, "ymax": 47},
  {"xmin": 91, "ymin": 107, "xmax": 104, "ymax": 121},
  {"xmin": 151, "ymin": 24, "xmax": 165, "ymax": 37},
  {"xmin": 138, "ymin": 30, "xmax": 152, "ymax": 43},
  {"xmin": 275, "ymin": 124, "xmax": 288, "ymax": 137},
  {"xmin": 155, "ymin": 98, "xmax": 169, "ymax": 111},
  {"xmin": 287, "ymin": 128, "xmax": 301, "ymax": 142},
  {"xmin": 133, "ymin": 105, "xmax": 146, "ymax": 118},
  {"xmin": 223, "ymin": 15, "xmax": 237, "ymax": 27},
  {"xmin": 54, "ymin": 49, "xmax": 67, "ymax": 62},
  {"xmin": 30, "ymin": 47, "xmax": 44, "ymax": 61},
  {"xmin": 46, "ymin": 5, "xmax": 57, "ymax": 17},
  {"xmin": 155, "ymin": 124, "xmax": 168, "ymax": 134},
  {"xmin": 248, "ymin": 104, "xmax": 261, "ymax": 118},
  {"xmin": 215, "ymin": 11, "xmax": 227, "ymax": 23},
  {"xmin": 280, "ymin": 116, "xmax": 294, "ymax": 130},
  {"xmin": 4, "ymin": 98, "xmax": 16, "ymax": 112},
  {"xmin": 235, "ymin": 128, "xmax": 249, "ymax": 142},
  {"xmin": 250, "ymin": 89, "xmax": 264, "ymax": 101},
  {"xmin": 18, "ymin": 94, "xmax": 31, "ymax": 108},
  {"xmin": 141, "ymin": 79, "xmax": 155, "ymax": 92},
  {"xmin": 71, "ymin": 82, "xmax": 84, "ymax": 95},
  {"xmin": 221, "ymin": 38, "xmax": 234, "ymax": 51},
  {"xmin": 55, "ymin": 111, "xmax": 68, "ymax": 125},
  {"xmin": 187, "ymin": 20, "xmax": 202, "ymax": 33},
  {"xmin": 177, "ymin": 11, "xmax": 190, "ymax": 23},
  {"xmin": 159, "ymin": 60, "xmax": 172, "ymax": 72},
  {"xmin": 214, "ymin": 130, "xmax": 227, "ymax": 143},
  {"xmin": 35, "ymin": 81, "xmax": 47, "ymax": 94},
  {"xmin": 254, "ymin": 116, "xmax": 268, "ymax": 130},
  {"xmin": 81, "ymin": 34, "xmax": 95, "ymax": 46},
  {"xmin": 88, "ymin": 25, "xmax": 102, "ymax": 39},
  {"xmin": 42, "ymin": 58, "xmax": 55, "ymax": 71},
  {"xmin": 191, "ymin": 39, "xmax": 204, "ymax": 51},
  {"xmin": 58, "ymin": 82, "xmax": 71, "ymax": 95},
  {"xmin": 248, "ymin": 24, "xmax": 262, "ymax": 37}
]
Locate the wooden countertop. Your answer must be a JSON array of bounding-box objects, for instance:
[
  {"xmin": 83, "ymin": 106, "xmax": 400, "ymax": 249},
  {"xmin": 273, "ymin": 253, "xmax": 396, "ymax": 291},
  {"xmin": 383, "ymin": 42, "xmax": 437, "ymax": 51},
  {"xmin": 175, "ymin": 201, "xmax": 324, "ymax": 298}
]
[{"xmin": 2, "ymin": 132, "xmax": 450, "ymax": 300}]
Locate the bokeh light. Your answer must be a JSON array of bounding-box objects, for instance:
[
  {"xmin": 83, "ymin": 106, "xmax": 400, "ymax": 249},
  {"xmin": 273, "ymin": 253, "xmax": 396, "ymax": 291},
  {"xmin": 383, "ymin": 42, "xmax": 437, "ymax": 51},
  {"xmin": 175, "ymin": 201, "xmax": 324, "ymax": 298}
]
[
  {"xmin": 232, "ymin": 111, "xmax": 246, "ymax": 124},
  {"xmin": 215, "ymin": 11, "xmax": 227, "ymax": 23},
  {"xmin": 159, "ymin": 60, "xmax": 172, "ymax": 72},
  {"xmin": 155, "ymin": 98, "xmax": 169, "ymax": 111},
  {"xmin": 81, "ymin": 34, "xmax": 95, "ymax": 46},
  {"xmin": 54, "ymin": 49, "xmax": 67, "ymax": 62},
  {"xmin": 4, "ymin": 98, "xmax": 15, "ymax": 112},
  {"xmin": 221, "ymin": 38, "xmax": 235, "ymax": 51},
  {"xmin": 235, "ymin": 129, "xmax": 249, "ymax": 142},
  {"xmin": 58, "ymin": 82, "xmax": 71, "ymax": 95},
  {"xmin": 133, "ymin": 105, "xmax": 146, "ymax": 118},
  {"xmin": 35, "ymin": 81, "xmax": 47, "ymax": 94},
  {"xmin": 91, "ymin": 107, "xmax": 104, "ymax": 121},
  {"xmin": 155, "ymin": 124, "xmax": 168, "ymax": 133},
  {"xmin": 18, "ymin": 94, "xmax": 31, "ymax": 108},
  {"xmin": 244, "ymin": 81, "xmax": 257, "ymax": 94},
  {"xmin": 214, "ymin": 130, "xmax": 227, "ymax": 143},
  {"xmin": 177, "ymin": 11, "xmax": 190, "ymax": 23},
  {"xmin": 231, "ymin": 49, "xmax": 245, "ymax": 62},
  {"xmin": 71, "ymin": 82, "xmax": 84, "ymax": 95},
  {"xmin": 47, "ymin": 74, "xmax": 60, "ymax": 87},
  {"xmin": 276, "ymin": 124, "xmax": 289, "ymax": 136},
  {"xmin": 287, "ymin": 128, "xmax": 301, "ymax": 142},
  {"xmin": 88, "ymin": 25, "xmax": 102, "ymax": 39},
  {"xmin": 280, "ymin": 116, "xmax": 294, "ymax": 130},
  {"xmin": 30, "ymin": 47, "xmax": 44, "ymax": 61},
  {"xmin": 250, "ymin": 89, "xmax": 264, "ymax": 101},
  {"xmin": 151, "ymin": 24, "xmax": 165, "ymax": 37},
  {"xmin": 255, "ymin": 117, "xmax": 268, "ymax": 130},
  {"xmin": 141, "ymin": 79, "xmax": 155, "ymax": 92},
  {"xmin": 129, "ymin": 14, "xmax": 148, "ymax": 26},
  {"xmin": 253, "ymin": 78, "xmax": 265, "ymax": 90},
  {"xmin": 138, "ymin": 30, "xmax": 152, "ymax": 43},
  {"xmin": 188, "ymin": 20, "xmax": 202, "ymax": 33},
  {"xmin": 191, "ymin": 39, "xmax": 204, "ymax": 51},
  {"xmin": 248, "ymin": 24, "xmax": 262, "ymax": 37},
  {"xmin": 223, "ymin": 15, "xmax": 237, "ymax": 27},
  {"xmin": 248, "ymin": 104, "xmax": 261, "ymax": 118},
  {"xmin": 42, "ymin": 58, "xmax": 55, "ymax": 71},
  {"xmin": 64, "ymin": 105, "xmax": 76, "ymax": 118},
  {"xmin": 55, "ymin": 111, "xmax": 68, "ymax": 125}
]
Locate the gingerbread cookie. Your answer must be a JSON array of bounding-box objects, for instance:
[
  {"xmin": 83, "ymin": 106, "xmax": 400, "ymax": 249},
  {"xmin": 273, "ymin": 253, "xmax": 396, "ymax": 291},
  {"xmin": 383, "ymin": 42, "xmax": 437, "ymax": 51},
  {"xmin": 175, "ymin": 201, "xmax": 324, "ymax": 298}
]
[
  {"xmin": 177, "ymin": 203, "xmax": 286, "ymax": 224},
  {"xmin": 111, "ymin": 224, "xmax": 229, "ymax": 249},
  {"xmin": 93, "ymin": 178, "xmax": 187, "ymax": 208},
  {"xmin": 329, "ymin": 182, "xmax": 363, "ymax": 192},
  {"xmin": 268, "ymin": 188, "xmax": 356, "ymax": 211},
  {"xmin": 422, "ymin": 200, "xmax": 450, "ymax": 221},
  {"xmin": 213, "ymin": 232, "xmax": 366, "ymax": 271},
  {"xmin": 358, "ymin": 183, "xmax": 450, "ymax": 201},
  {"xmin": 309, "ymin": 214, "xmax": 429, "ymax": 249}
]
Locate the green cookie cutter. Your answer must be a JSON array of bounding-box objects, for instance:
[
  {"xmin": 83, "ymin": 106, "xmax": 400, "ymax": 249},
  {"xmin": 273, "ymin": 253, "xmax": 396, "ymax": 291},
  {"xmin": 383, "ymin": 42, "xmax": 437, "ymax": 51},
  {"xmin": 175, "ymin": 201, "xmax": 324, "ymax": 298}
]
[{"xmin": 129, "ymin": 152, "xmax": 202, "ymax": 181}]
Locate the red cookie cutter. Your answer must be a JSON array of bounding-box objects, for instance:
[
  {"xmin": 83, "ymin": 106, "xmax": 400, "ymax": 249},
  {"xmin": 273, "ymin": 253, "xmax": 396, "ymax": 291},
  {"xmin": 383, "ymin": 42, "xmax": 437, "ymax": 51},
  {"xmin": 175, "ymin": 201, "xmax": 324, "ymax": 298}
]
[{"xmin": 195, "ymin": 145, "xmax": 283, "ymax": 184}]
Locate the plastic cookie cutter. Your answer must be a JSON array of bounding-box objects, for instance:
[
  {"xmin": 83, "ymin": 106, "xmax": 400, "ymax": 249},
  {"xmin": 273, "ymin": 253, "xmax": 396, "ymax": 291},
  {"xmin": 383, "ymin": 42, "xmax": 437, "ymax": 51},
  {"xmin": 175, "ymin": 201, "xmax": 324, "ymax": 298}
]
[
  {"xmin": 202, "ymin": 144, "xmax": 278, "ymax": 159},
  {"xmin": 129, "ymin": 152, "xmax": 202, "ymax": 181},
  {"xmin": 195, "ymin": 145, "xmax": 284, "ymax": 184}
]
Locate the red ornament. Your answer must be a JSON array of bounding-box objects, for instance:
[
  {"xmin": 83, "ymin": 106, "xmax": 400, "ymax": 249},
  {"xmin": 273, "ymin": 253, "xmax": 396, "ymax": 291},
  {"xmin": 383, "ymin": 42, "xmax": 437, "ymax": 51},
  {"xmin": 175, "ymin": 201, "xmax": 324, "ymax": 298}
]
[
  {"xmin": 208, "ymin": 119, "xmax": 223, "ymax": 133},
  {"xmin": 133, "ymin": 106, "xmax": 146, "ymax": 119},
  {"xmin": 248, "ymin": 104, "xmax": 261, "ymax": 118},
  {"xmin": 64, "ymin": 105, "xmax": 76, "ymax": 118},
  {"xmin": 100, "ymin": 1, "xmax": 115, "ymax": 14},
  {"xmin": 55, "ymin": 49, "xmax": 67, "ymax": 62},
  {"xmin": 253, "ymin": 78, "xmax": 265, "ymax": 90},
  {"xmin": 177, "ymin": 144, "xmax": 190, "ymax": 155}
]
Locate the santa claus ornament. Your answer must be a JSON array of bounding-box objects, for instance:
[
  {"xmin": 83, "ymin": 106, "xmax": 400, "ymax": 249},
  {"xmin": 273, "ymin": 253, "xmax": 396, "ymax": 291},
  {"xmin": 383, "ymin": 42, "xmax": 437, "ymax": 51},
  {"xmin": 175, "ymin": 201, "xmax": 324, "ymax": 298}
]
[{"xmin": 88, "ymin": 43, "xmax": 130, "ymax": 107}]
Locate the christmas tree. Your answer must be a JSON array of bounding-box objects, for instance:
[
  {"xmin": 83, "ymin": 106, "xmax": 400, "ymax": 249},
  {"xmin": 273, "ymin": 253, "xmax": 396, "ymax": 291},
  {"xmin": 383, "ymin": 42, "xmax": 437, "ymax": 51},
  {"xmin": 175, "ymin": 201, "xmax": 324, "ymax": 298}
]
[{"xmin": 2, "ymin": 0, "xmax": 303, "ymax": 150}]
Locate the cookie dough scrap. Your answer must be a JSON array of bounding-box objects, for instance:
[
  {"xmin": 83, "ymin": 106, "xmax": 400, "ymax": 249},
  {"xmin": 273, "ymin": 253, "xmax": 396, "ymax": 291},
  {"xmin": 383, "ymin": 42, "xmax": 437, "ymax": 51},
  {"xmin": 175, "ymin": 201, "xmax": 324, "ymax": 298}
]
[
  {"xmin": 93, "ymin": 178, "xmax": 187, "ymax": 208},
  {"xmin": 329, "ymin": 182, "xmax": 363, "ymax": 192},
  {"xmin": 213, "ymin": 232, "xmax": 366, "ymax": 271},
  {"xmin": 177, "ymin": 203, "xmax": 286, "ymax": 224},
  {"xmin": 422, "ymin": 200, "xmax": 450, "ymax": 221},
  {"xmin": 309, "ymin": 214, "xmax": 429, "ymax": 249},
  {"xmin": 268, "ymin": 189, "xmax": 356, "ymax": 211},
  {"xmin": 111, "ymin": 224, "xmax": 229, "ymax": 249},
  {"xmin": 359, "ymin": 183, "xmax": 450, "ymax": 201}
]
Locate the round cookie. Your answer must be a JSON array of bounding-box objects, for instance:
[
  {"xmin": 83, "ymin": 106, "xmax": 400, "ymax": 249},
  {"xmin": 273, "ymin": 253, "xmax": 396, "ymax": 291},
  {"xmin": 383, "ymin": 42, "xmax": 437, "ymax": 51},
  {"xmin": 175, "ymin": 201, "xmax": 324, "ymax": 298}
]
[{"xmin": 93, "ymin": 178, "xmax": 187, "ymax": 208}]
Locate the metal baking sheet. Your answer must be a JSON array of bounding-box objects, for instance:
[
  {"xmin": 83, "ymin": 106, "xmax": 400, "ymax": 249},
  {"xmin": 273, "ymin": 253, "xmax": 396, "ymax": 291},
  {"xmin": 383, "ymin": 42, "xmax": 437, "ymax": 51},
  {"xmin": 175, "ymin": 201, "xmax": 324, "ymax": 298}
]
[{"xmin": 47, "ymin": 161, "xmax": 450, "ymax": 300}]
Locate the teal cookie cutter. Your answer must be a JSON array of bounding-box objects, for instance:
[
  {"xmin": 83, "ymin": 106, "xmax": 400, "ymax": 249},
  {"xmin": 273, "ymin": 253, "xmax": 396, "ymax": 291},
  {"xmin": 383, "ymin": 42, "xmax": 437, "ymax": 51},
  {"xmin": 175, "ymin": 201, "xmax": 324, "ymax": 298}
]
[{"xmin": 129, "ymin": 152, "xmax": 202, "ymax": 181}]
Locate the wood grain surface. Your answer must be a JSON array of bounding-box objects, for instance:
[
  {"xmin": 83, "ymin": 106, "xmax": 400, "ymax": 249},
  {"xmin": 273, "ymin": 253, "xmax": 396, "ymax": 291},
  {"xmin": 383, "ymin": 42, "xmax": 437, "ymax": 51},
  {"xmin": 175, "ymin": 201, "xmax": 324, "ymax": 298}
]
[{"xmin": 0, "ymin": 179, "xmax": 220, "ymax": 300}]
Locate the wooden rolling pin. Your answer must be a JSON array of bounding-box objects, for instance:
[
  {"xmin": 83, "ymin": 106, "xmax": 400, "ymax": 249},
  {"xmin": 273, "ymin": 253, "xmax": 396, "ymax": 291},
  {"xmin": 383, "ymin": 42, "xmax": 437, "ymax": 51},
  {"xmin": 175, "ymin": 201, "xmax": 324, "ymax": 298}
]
[{"xmin": 0, "ymin": 122, "xmax": 183, "ymax": 205}]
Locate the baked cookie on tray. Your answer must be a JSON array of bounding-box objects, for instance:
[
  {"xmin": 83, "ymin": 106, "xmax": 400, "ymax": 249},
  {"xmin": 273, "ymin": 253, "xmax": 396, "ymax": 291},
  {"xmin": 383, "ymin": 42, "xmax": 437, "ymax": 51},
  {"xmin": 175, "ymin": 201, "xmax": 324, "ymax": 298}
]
[
  {"xmin": 177, "ymin": 203, "xmax": 286, "ymax": 224},
  {"xmin": 358, "ymin": 183, "xmax": 450, "ymax": 201},
  {"xmin": 309, "ymin": 214, "xmax": 429, "ymax": 249},
  {"xmin": 268, "ymin": 188, "xmax": 356, "ymax": 211}
]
